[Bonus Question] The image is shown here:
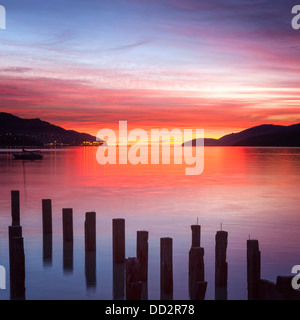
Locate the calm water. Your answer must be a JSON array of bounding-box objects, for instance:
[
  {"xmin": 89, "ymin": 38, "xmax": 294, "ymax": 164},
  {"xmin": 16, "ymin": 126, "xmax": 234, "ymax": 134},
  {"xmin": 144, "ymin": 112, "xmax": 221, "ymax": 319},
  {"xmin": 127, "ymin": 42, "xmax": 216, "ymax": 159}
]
[{"xmin": 0, "ymin": 146, "xmax": 300, "ymax": 300}]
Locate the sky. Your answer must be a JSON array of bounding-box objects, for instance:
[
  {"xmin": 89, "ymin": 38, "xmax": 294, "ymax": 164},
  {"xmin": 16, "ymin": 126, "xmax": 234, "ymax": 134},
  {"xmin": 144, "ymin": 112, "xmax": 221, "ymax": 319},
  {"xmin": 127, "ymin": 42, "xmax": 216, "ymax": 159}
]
[{"xmin": 0, "ymin": 0, "xmax": 300, "ymax": 138}]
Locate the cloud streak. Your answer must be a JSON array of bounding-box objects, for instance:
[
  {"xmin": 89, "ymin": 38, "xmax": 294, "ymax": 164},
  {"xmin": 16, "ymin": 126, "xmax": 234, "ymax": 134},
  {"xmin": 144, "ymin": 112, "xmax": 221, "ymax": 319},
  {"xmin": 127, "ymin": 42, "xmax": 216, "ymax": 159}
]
[
  {"xmin": 1, "ymin": 73, "xmax": 299, "ymax": 138},
  {"xmin": 107, "ymin": 38, "xmax": 152, "ymax": 52},
  {"xmin": 0, "ymin": 67, "xmax": 32, "ymax": 73},
  {"xmin": 1, "ymin": 0, "xmax": 299, "ymax": 137}
]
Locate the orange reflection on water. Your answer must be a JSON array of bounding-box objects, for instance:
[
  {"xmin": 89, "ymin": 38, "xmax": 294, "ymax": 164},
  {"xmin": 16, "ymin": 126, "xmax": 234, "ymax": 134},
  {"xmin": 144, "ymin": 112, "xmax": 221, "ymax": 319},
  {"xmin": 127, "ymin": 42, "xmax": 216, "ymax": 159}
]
[{"xmin": 0, "ymin": 146, "xmax": 300, "ymax": 300}]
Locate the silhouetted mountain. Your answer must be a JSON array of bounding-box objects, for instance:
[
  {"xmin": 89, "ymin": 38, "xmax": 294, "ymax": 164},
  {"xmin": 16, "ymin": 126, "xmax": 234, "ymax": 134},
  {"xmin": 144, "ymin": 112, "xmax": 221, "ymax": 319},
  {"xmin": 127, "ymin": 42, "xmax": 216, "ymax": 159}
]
[
  {"xmin": 183, "ymin": 124, "xmax": 300, "ymax": 147},
  {"xmin": 0, "ymin": 113, "xmax": 101, "ymax": 146}
]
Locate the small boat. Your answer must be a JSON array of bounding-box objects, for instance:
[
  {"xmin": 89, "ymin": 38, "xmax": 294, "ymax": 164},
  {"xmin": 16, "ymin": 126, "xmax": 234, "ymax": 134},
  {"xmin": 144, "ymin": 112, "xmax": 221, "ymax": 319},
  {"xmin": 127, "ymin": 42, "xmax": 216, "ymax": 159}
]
[{"xmin": 13, "ymin": 149, "xmax": 44, "ymax": 160}]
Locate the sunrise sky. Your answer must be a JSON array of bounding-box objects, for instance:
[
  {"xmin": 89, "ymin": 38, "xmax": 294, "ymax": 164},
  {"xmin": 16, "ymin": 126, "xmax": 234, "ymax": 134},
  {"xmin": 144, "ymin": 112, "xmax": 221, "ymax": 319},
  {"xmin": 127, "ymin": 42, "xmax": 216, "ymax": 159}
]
[{"xmin": 0, "ymin": 0, "xmax": 300, "ymax": 138}]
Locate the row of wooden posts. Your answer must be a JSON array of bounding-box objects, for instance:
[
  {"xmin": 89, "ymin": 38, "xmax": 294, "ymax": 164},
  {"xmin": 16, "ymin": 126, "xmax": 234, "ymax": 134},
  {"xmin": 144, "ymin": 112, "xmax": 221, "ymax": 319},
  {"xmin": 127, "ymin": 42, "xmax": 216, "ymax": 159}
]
[{"xmin": 8, "ymin": 190, "xmax": 299, "ymax": 300}]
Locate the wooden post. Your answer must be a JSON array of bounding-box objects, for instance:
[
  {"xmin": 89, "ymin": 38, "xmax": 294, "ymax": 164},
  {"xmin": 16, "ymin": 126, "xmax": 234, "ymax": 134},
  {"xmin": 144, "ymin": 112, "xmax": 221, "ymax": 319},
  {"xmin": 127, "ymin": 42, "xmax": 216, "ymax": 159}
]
[
  {"xmin": 11, "ymin": 191, "xmax": 20, "ymax": 226},
  {"xmin": 189, "ymin": 247, "xmax": 205, "ymax": 282},
  {"xmin": 85, "ymin": 251, "xmax": 96, "ymax": 290},
  {"xmin": 137, "ymin": 231, "xmax": 148, "ymax": 282},
  {"xmin": 85, "ymin": 212, "xmax": 96, "ymax": 252},
  {"xmin": 141, "ymin": 281, "xmax": 148, "ymax": 301},
  {"xmin": 9, "ymin": 231, "xmax": 25, "ymax": 300},
  {"xmin": 63, "ymin": 209, "xmax": 73, "ymax": 273},
  {"xmin": 113, "ymin": 219, "xmax": 125, "ymax": 264},
  {"xmin": 42, "ymin": 199, "xmax": 52, "ymax": 266},
  {"xmin": 189, "ymin": 247, "xmax": 207, "ymax": 300},
  {"xmin": 112, "ymin": 218, "xmax": 125, "ymax": 300},
  {"xmin": 42, "ymin": 199, "xmax": 52, "ymax": 234},
  {"xmin": 11, "ymin": 237, "xmax": 26, "ymax": 300},
  {"xmin": 215, "ymin": 285, "xmax": 227, "ymax": 300},
  {"xmin": 193, "ymin": 281, "xmax": 208, "ymax": 300},
  {"xmin": 126, "ymin": 257, "xmax": 142, "ymax": 300},
  {"xmin": 191, "ymin": 225, "xmax": 201, "ymax": 248},
  {"xmin": 113, "ymin": 263, "xmax": 125, "ymax": 300},
  {"xmin": 9, "ymin": 225, "xmax": 22, "ymax": 299},
  {"xmin": 9, "ymin": 226, "xmax": 22, "ymax": 270},
  {"xmin": 62, "ymin": 208, "xmax": 73, "ymax": 243},
  {"xmin": 189, "ymin": 223, "xmax": 206, "ymax": 300},
  {"xmin": 215, "ymin": 230, "xmax": 228, "ymax": 287},
  {"xmin": 84, "ymin": 212, "xmax": 96, "ymax": 291},
  {"xmin": 63, "ymin": 241, "xmax": 73, "ymax": 274},
  {"xmin": 247, "ymin": 239, "xmax": 261, "ymax": 300},
  {"xmin": 43, "ymin": 234, "xmax": 52, "ymax": 266},
  {"xmin": 160, "ymin": 237, "xmax": 173, "ymax": 300},
  {"xmin": 8, "ymin": 191, "xmax": 25, "ymax": 300}
]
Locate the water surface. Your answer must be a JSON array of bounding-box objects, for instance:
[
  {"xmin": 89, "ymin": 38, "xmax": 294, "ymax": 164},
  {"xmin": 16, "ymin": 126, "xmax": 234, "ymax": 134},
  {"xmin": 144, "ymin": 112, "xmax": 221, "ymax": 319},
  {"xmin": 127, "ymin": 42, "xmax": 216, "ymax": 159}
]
[{"xmin": 0, "ymin": 147, "xmax": 299, "ymax": 300}]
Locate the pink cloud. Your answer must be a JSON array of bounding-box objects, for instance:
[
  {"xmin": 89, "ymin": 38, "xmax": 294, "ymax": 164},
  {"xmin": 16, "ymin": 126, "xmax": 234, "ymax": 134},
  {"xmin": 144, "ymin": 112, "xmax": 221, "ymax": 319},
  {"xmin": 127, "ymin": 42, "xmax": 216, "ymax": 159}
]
[{"xmin": 1, "ymin": 73, "xmax": 299, "ymax": 138}]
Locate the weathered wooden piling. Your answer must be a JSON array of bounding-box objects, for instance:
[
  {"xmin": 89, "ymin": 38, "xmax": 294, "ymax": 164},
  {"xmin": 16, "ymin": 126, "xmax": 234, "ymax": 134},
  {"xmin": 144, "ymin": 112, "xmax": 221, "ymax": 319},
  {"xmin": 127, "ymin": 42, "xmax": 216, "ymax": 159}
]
[
  {"xmin": 137, "ymin": 230, "xmax": 148, "ymax": 282},
  {"xmin": 42, "ymin": 199, "xmax": 52, "ymax": 235},
  {"xmin": 8, "ymin": 225, "xmax": 24, "ymax": 299},
  {"xmin": 193, "ymin": 281, "xmax": 208, "ymax": 300},
  {"xmin": 11, "ymin": 190, "xmax": 20, "ymax": 226},
  {"xmin": 189, "ymin": 247, "xmax": 205, "ymax": 282},
  {"xmin": 126, "ymin": 257, "xmax": 143, "ymax": 300},
  {"xmin": 112, "ymin": 219, "xmax": 125, "ymax": 300},
  {"xmin": 85, "ymin": 212, "xmax": 96, "ymax": 252},
  {"xmin": 215, "ymin": 285, "xmax": 228, "ymax": 300},
  {"xmin": 113, "ymin": 263, "xmax": 125, "ymax": 300},
  {"xmin": 43, "ymin": 234, "xmax": 52, "ymax": 266},
  {"xmin": 188, "ymin": 223, "xmax": 206, "ymax": 300},
  {"xmin": 62, "ymin": 208, "xmax": 73, "ymax": 273},
  {"xmin": 63, "ymin": 241, "xmax": 73, "ymax": 274},
  {"xmin": 9, "ymin": 226, "xmax": 22, "ymax": 271},
  {"xmin": 10, "ymin": 237, "xmax": 26, "ymax": 300},
  {"xmin": 113, "ymin": 218, "xmax": 125, "ymax": 264},
  {"xmin": 141, "ymin": 281, "xmax": 148, "ymax": 300},
  {"xmin": 42, "ymin": 199, "xmax": 52, "ymax": 266},
  {"xmin": 62, "ymin": 208, "xmax": 73, "ymax": 243},
  {"xmin": 9, "ymin": 191, "xmax": 26, "ymax": 300},
  {"xmin": 84, "ymin": 212, "xmax": 96, "ymax": 290},
  {"xmin": 215, "ymin": 230, "xmax": 228, "ymax": 287},
  {"xmin": 189, "ymin": 247, "xmax": 207, "ymax": 300},
  {"xmin": 85, "ymin": 251, "xmax": 96, "ymax": 290},
  {"xmin": 191, "ymin": 225, "xmax": 201, "ymax": 248},
  {"xmin": 247, "ymin": 239, "xmax": 261, "ymax": 300},
  {"xmin": 8, "ymin": 231, "xmax": 26, "ymax": 299},
  {"xmin": 160, "ymin": 237, "xmax": 173, "ymax": 300}
]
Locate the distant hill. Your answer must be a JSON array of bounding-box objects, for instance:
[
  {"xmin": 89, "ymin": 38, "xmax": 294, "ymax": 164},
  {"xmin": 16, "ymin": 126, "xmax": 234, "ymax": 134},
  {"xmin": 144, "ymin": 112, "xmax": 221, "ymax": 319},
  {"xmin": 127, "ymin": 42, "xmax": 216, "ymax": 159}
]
[
  {"xmin": 183, "ymin": 124, "xmax": 300, "ymax": 147},
  {"xmin": 0, "ymin": 112, "xmax": 102, "ymax": 146}
]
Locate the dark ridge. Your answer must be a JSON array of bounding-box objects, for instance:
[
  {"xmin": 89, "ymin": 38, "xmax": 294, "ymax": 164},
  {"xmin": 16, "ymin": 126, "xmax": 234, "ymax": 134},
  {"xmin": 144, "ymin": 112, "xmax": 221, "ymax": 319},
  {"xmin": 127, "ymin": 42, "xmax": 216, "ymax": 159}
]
[
  {"xmin": 183, "ymin": 123, "xmax": 300, "ymax": 147},
  {"xmin": 0, "ymin": 112, "xmax": 102, "ymax": 146}
]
